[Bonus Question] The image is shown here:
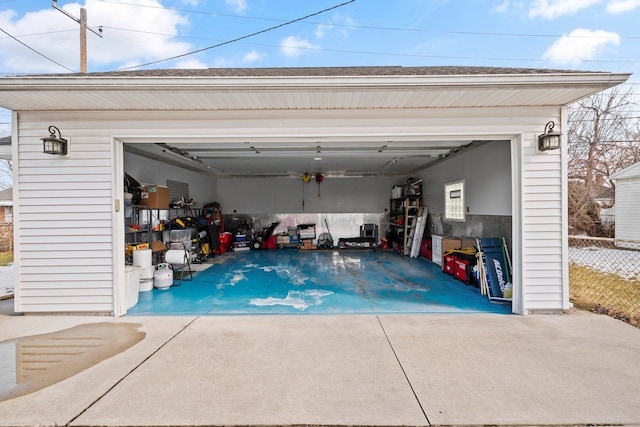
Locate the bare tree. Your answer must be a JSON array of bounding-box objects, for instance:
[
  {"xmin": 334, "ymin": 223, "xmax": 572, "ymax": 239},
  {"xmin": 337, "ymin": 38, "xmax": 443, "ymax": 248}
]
[
  {"xmin": 0, "ymin": 159, "xmax": 11, "ymax": 190},
  {"xmin": 567, "ymin": 86, "xmax": 640, "ymax": 236}
]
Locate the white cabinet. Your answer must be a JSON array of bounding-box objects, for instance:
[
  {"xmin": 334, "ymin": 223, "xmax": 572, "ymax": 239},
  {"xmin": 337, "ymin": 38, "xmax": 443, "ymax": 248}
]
[
  {"xmin": 431, "ymin": 235, "xmax": 462, "ymax": 266},
  {"xmin": 431, "ymin": 235, "xmax": 443, "ymax": 266}
]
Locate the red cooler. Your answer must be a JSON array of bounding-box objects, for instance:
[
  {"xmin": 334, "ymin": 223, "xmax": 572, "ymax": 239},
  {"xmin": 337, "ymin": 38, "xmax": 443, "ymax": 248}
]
[{"xmin": 218, "ymin": 232, "xmax": 233, "ymax": 254}]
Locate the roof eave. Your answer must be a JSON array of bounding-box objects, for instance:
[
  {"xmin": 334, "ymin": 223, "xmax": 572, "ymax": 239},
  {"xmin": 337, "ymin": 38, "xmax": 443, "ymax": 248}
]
[{"xmin": 0, "ymin": 71, "xmax": 631, "ymax": 90}]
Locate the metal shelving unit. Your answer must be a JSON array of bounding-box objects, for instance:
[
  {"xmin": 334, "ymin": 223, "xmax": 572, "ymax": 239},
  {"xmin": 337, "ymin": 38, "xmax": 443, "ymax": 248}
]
[{"xmin": 388, "ymin": 195, "xmax": 422, "ymax": 253}]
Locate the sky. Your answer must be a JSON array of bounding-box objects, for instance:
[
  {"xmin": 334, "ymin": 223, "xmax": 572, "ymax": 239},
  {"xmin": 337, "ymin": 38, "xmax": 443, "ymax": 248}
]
[{"xmin": 0, "ymin": 0, "xmax": 639, "ymax": 138}]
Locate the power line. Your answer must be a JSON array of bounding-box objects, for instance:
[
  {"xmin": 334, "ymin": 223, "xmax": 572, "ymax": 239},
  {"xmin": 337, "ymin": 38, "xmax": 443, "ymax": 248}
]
[
  {"xmin": 117, "ymin": 0, "xmax": 357, "ymax": 70},
  {"xmin": 0, "ymin": 27, "xmax": 75, "ymax": 72},
  {"xmin": 96, "ymin": 0, "xmax": 640, "ymax": 41},
  {"xmin": 99, "ymin": 26, "xmax": 640, "ymax": 66},
  {"xmin": 0, "ymin": 29, "xmax": 77, "ymax": 40}
]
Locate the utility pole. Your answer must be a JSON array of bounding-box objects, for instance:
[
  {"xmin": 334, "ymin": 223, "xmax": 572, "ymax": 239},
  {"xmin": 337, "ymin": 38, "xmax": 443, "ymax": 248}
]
[{"xmin": 52, "ymin": 0, "xmax": 103, "ymax": 73}]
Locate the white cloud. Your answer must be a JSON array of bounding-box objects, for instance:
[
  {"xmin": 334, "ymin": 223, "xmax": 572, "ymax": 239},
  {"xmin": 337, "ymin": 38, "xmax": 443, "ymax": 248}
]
[
  {"xmin": 542, "ymin": 29, "xmax": 620, "ymax": 65},
  {"xmin": 175, "ymin": 58, "xmax": 208, "ymax": 69},
  {"xmin": 243, "ymin": 50, "xmax": 266, "ymax": 63},
  {"xmin": 0, "ymin": 0, "xmax": 191, "ymax": 73},
  {"xmin": 225, "ymin": 0, "xmax": 247, "ymax": 13},
  {"xmin": 529, "ymin": 0, "xmax": 603, "ymax": 19},
  {"xmin": 279, "ymin": 36, "xmax": 319, "ymax": 58},
  {"xmin": 181, "ymin": 0, "xmax": 202, "ymax": 5},
  {"xmin": 315, "ymin": 23, "xmax": 333, "ymax": 39},
  {"xmin": 607, "ymin": 0, "xmax": 640, "ymax": 13},
  {"xmin": 495, "ymin": 0, "xmax": 510, "ymax": 13}
]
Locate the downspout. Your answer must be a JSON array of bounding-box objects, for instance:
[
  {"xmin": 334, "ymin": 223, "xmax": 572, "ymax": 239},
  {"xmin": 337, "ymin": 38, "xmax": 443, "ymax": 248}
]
[
  {"xmin": 11, "ymin": 111, "xmax": 21, "ymax": 314},
  {"xmin": 561, "ymin": 106, "xmax": 571, "ymax": 309}
]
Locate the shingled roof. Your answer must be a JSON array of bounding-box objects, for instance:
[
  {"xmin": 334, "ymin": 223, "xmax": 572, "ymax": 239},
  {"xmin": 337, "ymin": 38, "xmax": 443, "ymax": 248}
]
[
  {"xmin": 37, "ymin": 65, "xmax": 593, "ymax": 78},
  {"xmin": 0, "ymin": 188, "xmax": 12, "ymax": 204}
]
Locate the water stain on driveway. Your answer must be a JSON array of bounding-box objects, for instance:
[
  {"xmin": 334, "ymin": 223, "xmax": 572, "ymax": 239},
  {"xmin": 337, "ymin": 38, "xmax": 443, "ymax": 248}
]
[{"xmin": 0, "ymin": 323, "xmax": 145, "ymax": 402}]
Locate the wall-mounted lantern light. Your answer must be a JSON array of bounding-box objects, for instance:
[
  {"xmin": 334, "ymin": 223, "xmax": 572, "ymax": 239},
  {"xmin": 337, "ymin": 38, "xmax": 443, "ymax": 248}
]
[
  {"xmin": 538, "ymin": 121, "xmax": 562, "ymax": 152},
  {"xmin": 41, "ymin": 125, "xmax": 68, "ymax": 155}
]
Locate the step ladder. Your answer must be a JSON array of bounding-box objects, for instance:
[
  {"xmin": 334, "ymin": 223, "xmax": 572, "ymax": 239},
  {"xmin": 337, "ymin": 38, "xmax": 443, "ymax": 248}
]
[{"xmin": 405, "ymin": 207, "xmax": 429, "ymax": 257}]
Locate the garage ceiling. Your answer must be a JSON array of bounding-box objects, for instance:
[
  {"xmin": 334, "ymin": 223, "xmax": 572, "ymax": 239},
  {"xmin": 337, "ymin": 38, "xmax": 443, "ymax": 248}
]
[{"xmin": 124, "ymin": 138, "xmax": 476, "ymax": 178}]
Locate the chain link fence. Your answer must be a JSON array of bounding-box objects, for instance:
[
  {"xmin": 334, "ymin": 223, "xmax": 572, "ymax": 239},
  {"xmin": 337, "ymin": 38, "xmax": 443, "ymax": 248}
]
[{"xmin": 569, "ymin": 235, "xmax": 640, "ymax": 327}]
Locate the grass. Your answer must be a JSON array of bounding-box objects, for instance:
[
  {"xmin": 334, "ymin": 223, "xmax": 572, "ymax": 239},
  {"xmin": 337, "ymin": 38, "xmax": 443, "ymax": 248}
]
[
  {"xmin": 0, "ymin": 252, "xmax": 13, "ymax": 266},
  {"xmin": 570, "ymin": 264, "xmax": 640, "ymax": 328}
]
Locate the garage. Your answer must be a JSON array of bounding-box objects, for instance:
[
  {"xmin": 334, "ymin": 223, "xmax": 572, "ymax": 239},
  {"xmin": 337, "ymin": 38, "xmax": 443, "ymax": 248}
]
[
  {"xmin": 122, "ymin": 133, "xmax": 513, "ymax": 315},
  {"xmin": 0, "ymin": 66, "xmax": 629, "ymax": 316}
]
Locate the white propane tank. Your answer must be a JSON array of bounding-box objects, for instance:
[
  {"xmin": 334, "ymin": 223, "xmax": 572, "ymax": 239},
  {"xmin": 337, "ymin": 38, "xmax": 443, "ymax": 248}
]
[{"xmin": 153, "ymin": 263, "xmax": 173, "ymax": 290}]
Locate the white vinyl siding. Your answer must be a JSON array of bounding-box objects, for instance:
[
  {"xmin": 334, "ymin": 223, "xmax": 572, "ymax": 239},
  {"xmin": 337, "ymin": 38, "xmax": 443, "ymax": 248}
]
[
  {"xmin": 14, "ymin": 119, "xmax": 115, "ymax": 313},
  {"xmin": 519, "ymin": 111, "xmax": 566, "ymax": 312},
  {"xmin": 614, "ymin": 177, "xmax": 640, "ymax": 246}
]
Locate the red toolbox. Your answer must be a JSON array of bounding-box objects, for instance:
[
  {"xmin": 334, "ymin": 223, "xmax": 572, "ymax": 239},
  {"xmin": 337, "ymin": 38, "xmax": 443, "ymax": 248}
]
[
  {"xmin": 454, "ymin": 257, "xmax": 472, "ymax": 282},
  {"xmin": 443, "ymin": 252, "xmax": 456, "ymax": 276},
  {"xmin": 443, "ymin": 251, "xmax": 479, "ymax": 287},
  {"xmin": 420, "ymin": 238, "xmax": 432, "ymax": 260}
]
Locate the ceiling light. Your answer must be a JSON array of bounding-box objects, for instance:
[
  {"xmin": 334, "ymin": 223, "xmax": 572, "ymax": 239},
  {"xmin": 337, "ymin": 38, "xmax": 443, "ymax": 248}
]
[
  {"xmin": 382, "ymin": 158, "xmax": 398, "ymax": 169},
  {"xmin": 314, "ymin": 157, "xmax": 323, "ymax": 161}
]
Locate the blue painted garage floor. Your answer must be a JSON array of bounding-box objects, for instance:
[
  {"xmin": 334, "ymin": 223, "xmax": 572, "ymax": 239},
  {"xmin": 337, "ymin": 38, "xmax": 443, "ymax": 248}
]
[{"xmin": 127, "ymin": 250, "xmax": 512, "ymax": 315}]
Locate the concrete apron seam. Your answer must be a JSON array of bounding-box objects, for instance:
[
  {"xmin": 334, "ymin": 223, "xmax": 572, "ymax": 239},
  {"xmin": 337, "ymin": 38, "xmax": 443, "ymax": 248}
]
[
  {"xmin": 64, "ymin": 316, "xmax": 201, "ymax": 427},
  {"xmin": 376, "ymin": 315, "xmax": 431, "ymax": 426}
]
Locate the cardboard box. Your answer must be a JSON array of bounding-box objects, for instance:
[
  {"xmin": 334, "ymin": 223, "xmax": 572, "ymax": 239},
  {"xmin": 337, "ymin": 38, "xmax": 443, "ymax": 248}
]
[
  {"xmin": 151, "ymin": 240, "xmax": 167, "ymax": 253},
  {"xmin": 442, "ymin": 237, "xmax": 462, "ymax": 254},
  {"xmin": 140, "ymin": 185, "xmax": 169, "ymax": 209},
  {"xmin": 276, "ymin": 235, "xmax": 290, "ymax": 245},
  {"xmin": 460, "ymin": 238, "xmax": 478, "ymax": 249},
  {"xmin": 300, "ymin": 239, "xmax": 316, "ymax": 250},
  {"xmin": 128, "ymin": 243, "xmax": 149, "ymax": 251},
  {"xmin": 126, "ymin": 242, "xmax": 149, "ymax": 255}
]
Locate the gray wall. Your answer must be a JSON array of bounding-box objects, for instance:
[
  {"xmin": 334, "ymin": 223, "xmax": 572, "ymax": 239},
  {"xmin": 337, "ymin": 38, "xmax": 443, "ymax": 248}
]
[
  {"xmin": 420, "ymin": 140, "xmax": 512, "ymax": 216},
  {"xmin": 217, "ymin": 176, "xmax": 396, "ymax": 214},
  {"xmin": 419, "ymin": 140, "xmax": 512, "ymax": 244},
  {"xmin": 124, "ymin": 151, "xmax": 218, "ymax": 206}
]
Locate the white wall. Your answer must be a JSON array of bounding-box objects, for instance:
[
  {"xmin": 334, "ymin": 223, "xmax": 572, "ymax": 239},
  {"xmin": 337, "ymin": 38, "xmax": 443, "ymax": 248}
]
[
  {"xmin": 218, "ymin": 176, "xmax": 395, "ymax": 214},
  {"xmin": 124, "ymin": 151, "xmax": 218, "ymax": 206}
]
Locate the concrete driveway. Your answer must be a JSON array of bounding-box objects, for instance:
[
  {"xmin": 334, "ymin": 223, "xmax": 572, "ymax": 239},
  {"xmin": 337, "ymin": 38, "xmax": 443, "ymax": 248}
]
[{"xmin": 0, "ymin": 310, "xmax": 639, "ymax": 426}]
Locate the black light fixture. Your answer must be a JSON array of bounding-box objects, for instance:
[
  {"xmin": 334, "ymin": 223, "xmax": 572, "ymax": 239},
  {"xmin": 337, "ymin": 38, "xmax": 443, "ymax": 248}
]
[
  {"xmin": 41, "ymin": 125, "xmax": 68, "ymax": 155},
  {"xmin": 538, "ymin": 121, "xmax": 562, "ymax": 151}
]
